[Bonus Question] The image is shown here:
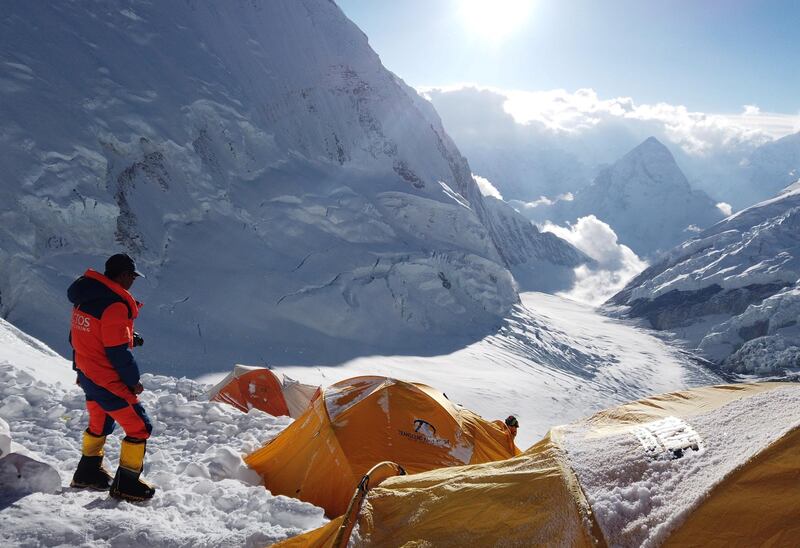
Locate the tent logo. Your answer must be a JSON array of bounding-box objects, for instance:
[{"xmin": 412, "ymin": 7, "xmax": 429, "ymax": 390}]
[
  {"xmin": 413, "ymin": 419, "xmax": 436, "ymax": 437},
  {"xmin": 398, "ymin": 419, "xmax": 448, "ymax": 448},
  {"xmin": 634, "ymin": 416, "xmax": 704, "ymax": 460}
]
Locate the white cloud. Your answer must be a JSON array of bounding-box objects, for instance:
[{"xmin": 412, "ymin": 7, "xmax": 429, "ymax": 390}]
[
  {"xmin": 472, "ymin": 173, "xmax": 503, "ymax": 199},
  {"xmin": 743, "ymin": 105, "xmax": 761, "ymax": 116},
  {"xmin": 423, "ymin": 84, "xmax": 799, "ymax": 157},
  {"xmin": 542, "ymin": 216, "xmax": 648, "ymax": 305},
  {"xmin": 505, "ymin": 88, "xmax": 798, "ymax": 155},
  {"xmin": 716, "ymin": 202, "xmax": 733, "ymax": 216},
  {"xmin": 510, "ymin": 192, "xmax": 573, "ymax": 210}
]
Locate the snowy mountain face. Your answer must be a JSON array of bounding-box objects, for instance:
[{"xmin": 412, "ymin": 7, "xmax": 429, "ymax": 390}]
[
  {"xmin": 0, "ymin": 0, "xmax": 583, "ymax": 374},
  {"xmin": 425, "ymin": 88, "xmax": 593, "ymax": 201},
  {"xmin": 525, "ymin": 137, "xmax": 726, "ymax": 258},
  {"xmin": 481, "ymin": 197, "xmax": 594, "ymax": 293},
  {"xmin": 687, "ymin": 131, "xmax": 800, "ymax": 211},
  {"xmin": 607, "ymin": 181, "xmax": 800, "ymax": 376},
  {"xmin": 742, "ymin": 132, "xmax": 800, "ymax": 204}
]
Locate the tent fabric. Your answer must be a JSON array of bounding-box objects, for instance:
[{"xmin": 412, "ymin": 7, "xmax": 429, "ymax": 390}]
[
  {"xmin": 281, "ymin": 377, "xmax": 322, "ymax": 418},
  {"xmin": 281, "ymin": 382, "xmax": 800, "ymax": 547},
  {"xmin": 351, "ymin": 433, "xmax": 603, "ymax": 547},
  {"xmin": 244, "ymin": 376, "xmax": 520, "ymax": 517},
  {"xmin": 272, "ymin": 516, "xmax": 343, "ymax": 548},
  {"xmin": 665, "ymin": 425, "xmax": 800, "ymax": 547},
  {"xmin": 208, "ymin": 365, "xmax": 319, "ymax": 418}
]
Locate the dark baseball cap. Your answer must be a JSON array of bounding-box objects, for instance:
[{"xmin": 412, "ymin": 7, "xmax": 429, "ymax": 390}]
[
  {"xmin": 105, "ymin": 253, "xmax": 145, "ymax": 278},
  {"xmin": 505, "ymin": 415, "xmax": 519, "ymax": 428}
]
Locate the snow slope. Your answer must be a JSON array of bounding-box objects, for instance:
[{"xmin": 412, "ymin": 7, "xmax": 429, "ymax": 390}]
[
  {"xmin": 526, "ymin": 138, "xmax": 725, "ymax": 258},
  {"xmin": 728, "ymin": 131, "xmax": 800, "ymax": 209},
  {"xmin": 608, "ymin": 181, "xmax": 800, "ymax": 375},
  {"xmin": 0, "ymin": 0, "xmax": 586, "ymax": 376}
]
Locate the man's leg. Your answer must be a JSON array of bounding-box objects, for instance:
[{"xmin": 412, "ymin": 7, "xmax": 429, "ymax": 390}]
[
  {"xmin": 106, "ymin": 403, "xmax": 156, "ymax": 501},
  {"xmin": 71, "ymin": 400, "xmax": 115, "ymax": 489}
]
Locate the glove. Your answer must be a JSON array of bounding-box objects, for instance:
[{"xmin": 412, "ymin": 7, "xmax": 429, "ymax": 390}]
[
  {"xmin": 130, "ymin": 383, "xmax": 144, "ymax": 395},
  {"xmin": 133, "ymin": 332, "xmax": 144, "ymax": 347}
]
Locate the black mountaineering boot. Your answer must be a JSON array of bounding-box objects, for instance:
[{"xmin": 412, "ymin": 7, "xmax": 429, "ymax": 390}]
[
  {"xmin": 71, "ymin": 430, "xmax": 113, "ymax": 490},
  {"xmin": 71, "ymin": 455, "xmax": 113, "ymax": 490},
  {"xmin": 109, "ymin": 437, "xmax": 156, "ymax": 502}
]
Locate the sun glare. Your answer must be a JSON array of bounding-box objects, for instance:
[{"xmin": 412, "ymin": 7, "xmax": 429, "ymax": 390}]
[{"xmin": 458, "ymin": 0, "xmax": 534, "ymax": 43}]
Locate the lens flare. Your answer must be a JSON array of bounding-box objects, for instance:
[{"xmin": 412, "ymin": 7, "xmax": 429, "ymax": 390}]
[{"xmin": 458, "ymin": 0, "xmax": 534, "ymax": 43}]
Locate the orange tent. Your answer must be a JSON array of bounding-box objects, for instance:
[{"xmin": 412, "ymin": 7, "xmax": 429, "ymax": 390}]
[
  {"xmin": 208, "ymin": 364, "xmax": 320, "ymax": 418},
  {"xmin": 244, "ymin": 376, "xmax": 519, "ymax": 517}
]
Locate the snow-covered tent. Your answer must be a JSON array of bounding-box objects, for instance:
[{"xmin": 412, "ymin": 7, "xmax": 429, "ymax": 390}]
[
  {"xmin": 278, "ymin": 382, "xmax": 800, "ymax": 547},
  {"xmin": 244, "ymin": 376, "xmax": 520, "ymax": 517},
  {"xmin": 208, "ymin": 365, "xmax": 320, "ymax": 418},
  {"xmin": 0, "ymin": 417, "xmax": 61, "ymax": 499}
]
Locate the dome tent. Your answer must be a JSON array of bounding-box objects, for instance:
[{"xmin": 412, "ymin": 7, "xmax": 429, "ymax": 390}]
[
  {"xmin": 244, "ymin": 376, "xmax": 519, "ymax": 517},
  {"xmin": 278, "ymin": 382, "xmax": 800, "ymax": 547},
  {"xmin": 208, "ymin": 364, "xmax": 320, "ymax": 418}
]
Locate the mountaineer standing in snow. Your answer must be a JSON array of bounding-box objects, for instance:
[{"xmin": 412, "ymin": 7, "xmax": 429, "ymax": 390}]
[
  {"xmin": 494, "ymin": 415, "xmax": 522, "ymax": 456},
  {"xmin": 67, "ymin": 253, "xmax": 156, "ymax": 501}
]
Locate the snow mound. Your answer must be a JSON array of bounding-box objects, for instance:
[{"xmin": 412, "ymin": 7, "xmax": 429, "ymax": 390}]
[{"xmin": 1, "ymin": 415, "xmax": 61, "ymax": 497}]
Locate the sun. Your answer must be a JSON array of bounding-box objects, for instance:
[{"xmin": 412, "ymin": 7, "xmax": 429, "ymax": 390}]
[{"xmin": 458, "ymin": 0, "xmax": 534, "ymax": 43}]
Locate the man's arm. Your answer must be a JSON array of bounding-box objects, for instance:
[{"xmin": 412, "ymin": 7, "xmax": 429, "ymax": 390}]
[{"xmin": 100, "ymin": 302, "xmax": 141, "ymax": 388}]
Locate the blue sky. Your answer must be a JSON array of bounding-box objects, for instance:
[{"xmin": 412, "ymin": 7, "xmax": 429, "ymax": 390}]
[{"xmin": 337, "ymin": 0, "xmax": 799, "ymax": 115}]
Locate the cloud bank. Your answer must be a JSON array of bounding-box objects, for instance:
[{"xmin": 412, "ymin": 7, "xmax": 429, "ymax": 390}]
[
  {"xmin": 542, "ymin": 216, "xmax": 648, "ymax": 305},
  {"xmin": 426, "ymin": 84, "xmax": 799, "ymax": 156},
  {"xmin": 424, "ymin": 85, "xmax": 800, "ymax": 208}
]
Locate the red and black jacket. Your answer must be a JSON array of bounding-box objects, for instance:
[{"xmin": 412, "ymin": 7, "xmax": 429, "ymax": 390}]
[{"xmin": 68, "ymin": 269, "xmax": 142, "ymax": 405}]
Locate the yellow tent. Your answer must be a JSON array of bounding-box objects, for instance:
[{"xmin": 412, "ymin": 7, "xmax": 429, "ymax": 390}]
[
  {"xmin": 244, "ymin": 376, "xmax": 519, "ymax": 517},
  {"xmin": 278, "ymin": 382, "xmax": 800, "ymax": 547}
]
